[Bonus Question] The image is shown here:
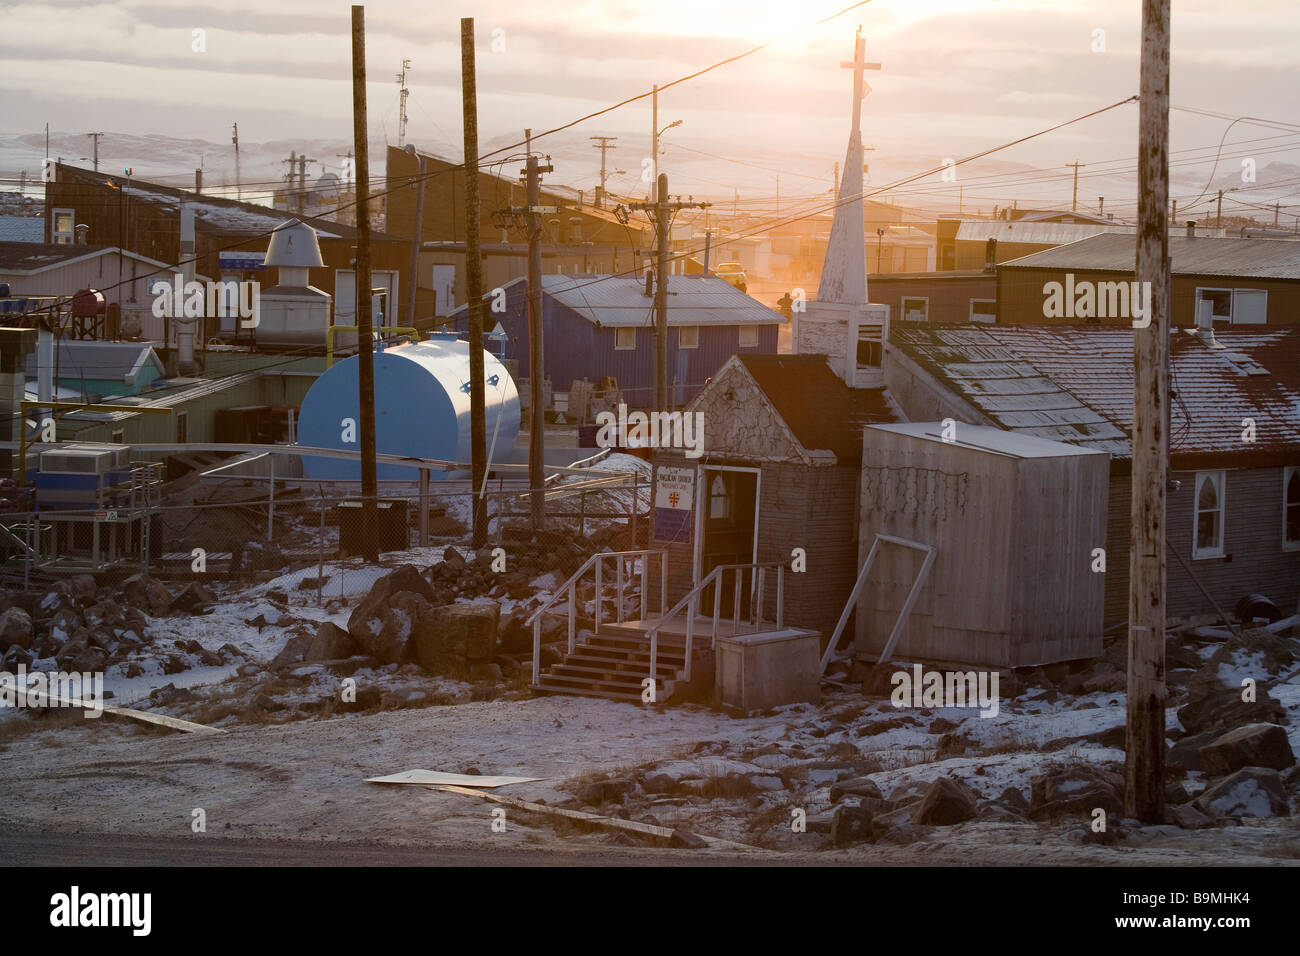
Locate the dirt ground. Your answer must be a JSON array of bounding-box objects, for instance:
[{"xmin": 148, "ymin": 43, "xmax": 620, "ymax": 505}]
[{"xmin": 2, "ymin": 692, "xmax": 1297, "ymax": 865}]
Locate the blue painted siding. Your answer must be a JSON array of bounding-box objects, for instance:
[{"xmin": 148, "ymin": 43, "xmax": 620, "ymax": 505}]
[{"xmin": 456, "ymin": 283, "xmax": 778, "ymax": 407}]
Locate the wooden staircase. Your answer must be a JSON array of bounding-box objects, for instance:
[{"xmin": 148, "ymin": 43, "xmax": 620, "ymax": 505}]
[{"xmin": 530, "ymin": 619, "xmax": 705, "ymax": 703}]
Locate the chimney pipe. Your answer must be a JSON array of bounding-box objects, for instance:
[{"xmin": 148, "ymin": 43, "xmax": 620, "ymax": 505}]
[
  {"xmin": 178, "ymin": 203, "xmax": 198, "ymax": 376},
  {"xmin": 1186, "ymin": 220, "xmax": 1196, "ymax": 238},
  {"xmin": 74, "ymin": 223, "xmax": 89, "ymax": 245}
]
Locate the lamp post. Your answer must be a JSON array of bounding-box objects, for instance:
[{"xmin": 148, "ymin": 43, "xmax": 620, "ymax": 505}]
[{"xmin": 876, "ymin": 226, "xmax": 885, "ymax": 274}]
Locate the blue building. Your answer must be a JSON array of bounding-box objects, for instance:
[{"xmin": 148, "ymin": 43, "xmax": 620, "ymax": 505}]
[{"xmin": 450, "ymin": 274, "xmax": 783, "ymax": 408}]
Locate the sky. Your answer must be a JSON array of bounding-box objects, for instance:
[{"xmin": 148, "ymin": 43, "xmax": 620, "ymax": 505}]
[{"xmin": 2, "ymin": 0, "xmax": 1298, "ymax": 221}]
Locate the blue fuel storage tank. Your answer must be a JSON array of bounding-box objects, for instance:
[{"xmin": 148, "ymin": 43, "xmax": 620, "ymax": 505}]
[{"xmin": 296, "ymin": 337, "xmax": 520, "ymax": 481}]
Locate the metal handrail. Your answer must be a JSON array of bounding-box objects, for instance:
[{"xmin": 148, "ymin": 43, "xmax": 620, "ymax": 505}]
[
  {"xmin": 529, "ymin": 549, "xmax": 667, "ymax": 684},
  {"xmin": 642, "ymin": 561, "xmax": 786, "ymax": 689}
]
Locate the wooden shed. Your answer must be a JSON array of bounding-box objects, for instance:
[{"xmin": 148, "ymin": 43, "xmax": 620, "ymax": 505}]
[{"xmin": 855, "ymin": 422, "xmax": 1108, "ymax": 668}]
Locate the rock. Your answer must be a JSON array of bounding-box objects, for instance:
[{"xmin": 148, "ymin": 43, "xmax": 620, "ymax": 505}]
[
  {"xmin": 1198, "ymin": 724, "xmax": 1295, "ymax": 777},
  {"xmin": 830, "ymin": 776, "xmax": 884, "ymax": 803},
  {"xmin": 669, "ymin": 829, "xmax": 708, "ymax": 850},
  {"xmin": 348, "ymin": 589, "xmax": 432, "ymax": 664},
  {"xmin": 304, "ymin": 621, "xmax": 357, "ymax": 661},
  {"xmin": 0, "ymin": 607, "xmax": 34, "ymax": 649},
  {"xmin": 197, "ymin": 648, "xmax": 224, "ymax": 667},
  {"xmin": 998, "ymin": 787, "xmax": 1030, "ymax": 812},
  {"xmin": 469, "ymin": 661, "xmax": 503, "ymax": 683},
  {"xmin": 67, "ymin": 574, "xmax": 98, "ymax": 606},
  {"xmin": 749, "ymin": 775, "xmax": 785, "ymax": 792},
  {"xmin": 831, "ymin": 804, "xmax": 874, "ymax": 847},
  {"xmin": 643, "ymin": 758, "xmax": 761, "ymax": 793},
  {"xmin": 341, "ymin": 685, "xmax": 382, "ymax": 712},
  {"xmin": 34, "ymin": 582, "xmax": 76, "ymax": 619},
  {"xmin": 1169, "ymin": 803, "xmax": 1215, "ymax": 830},
  {"xmin": 410, "ymin": 602, "xmax": 499, "ymax": 677},
  {"xmin": 121, "ymin": 574, "xmax": 172, "ymax": 616},
  {"xmin": 912, "ymin": 777, "xmax": 978, "ymax": 826},
  {"xmin": 887, "ymin": 779, "xmax": 932, "ymax": 808},
  {"xmin": 497, "ymin": 609, "xmax": 532, "ymax": 654},
  {"xmin": 1193, "ymin": 767, "xmax": 1290, "ymax": 819},
  {"xmin": 1167, "ymin": 731, "xmax": 1218, "ymax": 771},
  {"xmin": 929, "ymin": 717, "xmax": 958, "ymax": 734},
  {"xmin": 66, "ymin": 646, "xmax": 107, "ymax": 674},
  {"xmin": 538, "ymin": 644, "xmax": 563, "ymax": 668},
  {"xmin": 171, "ymin": 582, "xmax": 217, "ymax": 614},
  {"xmin": 82, "ymin": 602, "xmax": 124, "ymax": 629},
  {"xmin": 1177, "ymin": 686, "xmax": 1285, "ymax": 736},
  {"xmin": 233, "ymin": 540, "xmax": 284, "ymax": 573},
  {"xmin": 1029, "ymin": 764, "xmax": 1124, "ymax": 821},
  {"xmin": 441, "ymin": 546, "xmax": 468, "ymax": 570},
  {"xmin": 270, "ymin": 633, "xmax": 315, "ymax": 668}
]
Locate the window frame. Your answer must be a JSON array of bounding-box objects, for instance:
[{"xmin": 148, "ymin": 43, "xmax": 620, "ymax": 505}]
[
  {"xmin": 901, "ymin": 296, "xmax": 929, "ymax": 322},
  {"xmin": 1192, "ymin": 469, "xmax": 1227, "ymax": 560},
  {"xmin": 678, "ymin": 325, "xmax": 699, "ymax": 349},
  {"xmin": 1284, "ymin": 466, "xmax": 1300, "ymax": 552},
  {"xmin": 1195, "ymin": 286, "xmax": 1234, "ymax": 324},
  {"xmin": 614, "ymin": 327, "xmax": 637, "ymax": 351},
  {"xmin": 737, "ymin": 325, "xmax": 758, "ymax": 348},
  {"xmin": 969, "ymin": 298, "xmax": 997, "ymax": 324},
  {"xmin": 52, "ymin": 207, "xmax": 75, "ymax": 244}
]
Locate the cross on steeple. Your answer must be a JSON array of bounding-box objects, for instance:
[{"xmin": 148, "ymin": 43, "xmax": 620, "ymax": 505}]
[{"xmin": 841, "ymin": 25, "xmax": 881, "ymax": 135}]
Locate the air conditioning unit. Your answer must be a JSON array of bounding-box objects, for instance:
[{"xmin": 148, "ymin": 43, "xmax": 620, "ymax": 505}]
[{"xmin": 39, "ymin": 444, "xmax": 130, "ymax": 475}]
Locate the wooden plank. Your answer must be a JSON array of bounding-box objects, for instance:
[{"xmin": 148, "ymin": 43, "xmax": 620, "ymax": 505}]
[
  {"xmin": 431, "ymin": 784, "xmax": 762, "ymax": 852},
  {"xmin": 15, "ymin": 686, "xmax": 222, "ymax": 735}
]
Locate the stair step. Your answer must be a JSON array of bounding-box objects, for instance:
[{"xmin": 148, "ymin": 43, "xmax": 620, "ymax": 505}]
[
  {"xmin": 550, "ymin": 663, "xmax": 678, "ymax": 681},
  {"xmin": 539, "ymin": 671, "xmax": 664, "ymax": 691},
  {"xmin": 560, "ymin": 653, "xmax": 680, "ymax": 672},
  {"xmin": 569, "ymin": 645, "xmax": 689, "ymax": 664}
]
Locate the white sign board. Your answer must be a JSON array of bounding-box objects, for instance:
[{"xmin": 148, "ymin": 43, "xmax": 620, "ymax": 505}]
[{"xmin": 655, "ymin": 467, "xmax": 694, "ymax": 511}]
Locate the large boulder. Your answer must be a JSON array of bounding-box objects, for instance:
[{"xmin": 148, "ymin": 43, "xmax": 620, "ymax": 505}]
[
  {"xmin": 410, "ymin": 602, "xmax": 499, "ymax": 678},
  {"xmin": 1193, "ymin": 767, "xmax": 1290, "ymax": 819},
  {"xmin": 1198, "ymin": 724, "xmax": 1295, "ymax": 777},
  {"xmin": 83, "ymin": 601, "xmax": 124, "ymax": 629},
  {"xmin": 305, "ymin": 621, "xmax": 358, "ymax": 661},
  {"xmin": 171, "ymin": 582, "xmax": 217, "ymax": 614},
  {"xmin": 34, "ymin": 582, "xmax": 77, "ymax": 620},
  {"xmin": 830, "ymin": 804, "xmax": 874, "ymax": 847},
  {"xmin": 1177, "ymin": 686, "xmax": 1285, "ymax": 736},
  {"xmin": 0, "ymin": 607, "xmax": 34, "ymax": 650},
  {"xmin": 122, "ymin": 574, "xmax": 172, "ymax": 616},
  {"xmin": 1167, "ymin": 730, "xmax": 1218, "ymax": 771},
  {"xmin": 912, "ymin": 777, "xmax": 978, "ymax": 826},
  {"xmin": 1029, "ymin": 764, "xmax": 1124, "ymax": 821},
  {"xmin": 67, "ymin": 574, "xmax": 99, "ymax": 607},
  {"xmin": 348, "ymin": 589, "xmax": 432, "ymax": 663}
]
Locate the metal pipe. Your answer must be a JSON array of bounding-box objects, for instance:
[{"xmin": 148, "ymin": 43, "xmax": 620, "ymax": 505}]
[
  {"xmin": 594, "ymin": 557, "xmax": 602, "ymax": 634},
  {"xmin": 616, "ymin": 555, "xmax": 624, "ymax": 625}
]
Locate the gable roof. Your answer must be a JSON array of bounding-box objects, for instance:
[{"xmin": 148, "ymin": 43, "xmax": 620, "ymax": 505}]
[
  {"xmin": 0, "ymin": 242, "xmax": 174, "ymax": 276},
  {"xmin": 890, "ymin": 324, "xmax": 1300, "ymax": 465},
  {"xmin": 954, "ymin": 220, "xmax": 1135, "ymax": 246},
  {"xmin": 546, "ymin": 274, "xmax": 784, "ymax": 328},
  {"xmin": 1001, "ymin": 232, "xmax": 1300, "ymax": 280},
  {"xmin": 736, "ymin": 353, "xmax": 898, "ymax": 465}
]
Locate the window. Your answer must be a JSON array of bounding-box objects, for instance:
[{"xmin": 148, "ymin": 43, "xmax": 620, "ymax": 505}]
[
  {"xmin": 738, "ymin": 325, "xmax": 758, "ymax": 348},
  {"xmin": 708, "ymin": 473, "xmax": 732, "ymax": 520},
  {"xmin": 678, "ymin": 326, "xmax": 699, "ymax": 349},
  {"xmin": 614, "ymin": 327, "xmax": 636, "ymax": 350},
  {"xmin": 1285, "ymin": 467, "xmax": 1300, "ymax": 552},
  {"xmin": 52, "ymin": 208, "xmax": 75, "ymax": 244},
  {"xmin": 856, "ymin": 327, "xmax": 882, "ymax": 368},
  {"xmin": 1196, "ymin": 287, "xmax": 1267, "ymax": 325},
  {"xmin": 969, "ymin": 299, "xmax": 997, "ymax": 323},
  {"xmin": 1193, "ymin": 470, "xmax": 1226, "ymax": 559},
  {"xmin": 111, "ymin": 429, "xmax": 124, "ymax": 445},
  {"xmin": 902, "ymin": 297, "xmax": 929, "ymax": 322}
]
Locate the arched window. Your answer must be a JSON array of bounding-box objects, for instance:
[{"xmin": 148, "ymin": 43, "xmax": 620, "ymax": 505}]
[
  {"xmin": 1193, "ymin": 471, "xmax": 1225, "ymax": 559},
  {"xmin": 709, "ymin": 473, "xmax": 732, "ymax": 521}
]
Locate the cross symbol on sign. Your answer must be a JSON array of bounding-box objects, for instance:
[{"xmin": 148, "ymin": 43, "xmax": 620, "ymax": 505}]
[{"xmin": 668, "ymin": 492, "xmax": 680, "ymax": 508}]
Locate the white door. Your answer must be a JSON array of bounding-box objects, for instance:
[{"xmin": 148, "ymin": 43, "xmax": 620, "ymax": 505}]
[{"xmin": 432, "ymin": 265, "xmax": 456, "ymax": 317}]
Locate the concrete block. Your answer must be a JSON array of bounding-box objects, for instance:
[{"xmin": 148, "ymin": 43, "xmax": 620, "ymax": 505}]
[{"xmin": 717, "ymin": 628, "xmax": 822, "ymax": 713}]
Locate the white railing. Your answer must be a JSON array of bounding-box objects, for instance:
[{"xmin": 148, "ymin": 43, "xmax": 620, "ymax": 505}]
[
  {"xmin": 528, "ymin": 549, "xmax": 668, "ymax": 684},
  {"xmin": 642, "ymin": 561, "xmax": 786, "ymax": 686}
]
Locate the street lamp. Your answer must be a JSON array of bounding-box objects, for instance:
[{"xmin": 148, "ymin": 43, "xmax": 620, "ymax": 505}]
[
  {"xmin": 652, "ymin": 119, "xmax": 682, "ymax": 190},
  {"xmin": 876, "ymin": 227, "xmax": 886, "ymax": 274}
]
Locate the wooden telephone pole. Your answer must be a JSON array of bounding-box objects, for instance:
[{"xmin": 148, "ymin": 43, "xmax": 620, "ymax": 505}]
[
  {"xmin": 1065, "ymin": 161, "xmax": 1086, "ymax": 212},
  {"xmin": 629, "ymin": 177, "xmax": 708, "ymax": 410},
  {"xmin": 525, "ymin": 152, "xmax": 554, "ymax": 530},
  {"xmin": 461, "ymin": 17, "xmax": 488, "ymax": 549},
  {"xmin": 350, "ymin": 5, "xmax": 379, "ymax": 562},
  {"xmin": 1127, "ymin": 0, "xmax": 1171, "ymax": 824}
]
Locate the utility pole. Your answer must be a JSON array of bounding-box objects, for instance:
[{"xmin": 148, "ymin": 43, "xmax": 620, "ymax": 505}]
[
  {"xmin": 396, "ymin": 58, "xmax": 411, "ymax": 147},
  {"xmin": 404, "ymin": 148, "xmax": 426, "ymax": 328},
  {"xmin": 590, "ymin": 136, "xmax": 617, "ymax": 208},
  {"xmin": 1065, "ymin": 160, "xmax": 1086, "ymax": 211},
  {"xmin": 1170, "ymin": 198, "xmax": 1176, "ymax": 225},
  {"xmin": 525, "ymin": 151, "xmax": 553, "ymax": 529},
  {"xmin": 1098, "ymin": 196, "xmax": 1105, "ymax": 218},
  {"xmin": 297, "ymin": 155, "xmax": 316, "ymax": 212},
  {"xmin": 629, "ymin": 174, "xmax": 709, "ymax": 409},
  {"xmin": 1274, "ymin": 202, "xmax": 1280, "ymax": 228},
  {"xmin": 87, "ymin": 132, "xmax": 103, "ymax": 172},
  {"xmin": 283, "ymin": 151, "xmax": 298, "ymax": 210},
  {"xmin": 195, "ymin": 168, "xmax": 203, "ymax": 194},
  {"xmin": 461, "ymin": 16, "xmax": 488, "ymax": 549},
  {"xmin": 1216, "ymin": 188, "xmax": 1223, "ymax": 228},
  {"xmin": 1127, "ymin": 0, "xmax": 1171, "ymax": 825},
  {"xmin": 232, "ymin": 123, "xmax": 242, "ymax": 201},
  {"xmin": 351, "ymin": 4, "xmax": 380, "ymax": 563}
]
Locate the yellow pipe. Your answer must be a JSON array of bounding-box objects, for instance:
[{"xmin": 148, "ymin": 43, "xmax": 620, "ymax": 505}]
[{"xmin": 326, "ymin": 325, "xmax": 420, "ymax": 368}]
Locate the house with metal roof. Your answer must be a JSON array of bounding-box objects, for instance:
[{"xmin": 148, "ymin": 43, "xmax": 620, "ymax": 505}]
[
  {"xmin": 886, "ymin": 323, "xmax": 1300, "ymax": 622},
  {"xmin": 450, "ymin": 274, "xmax": 782, "ymax": 408},
  {"xmin": 0, "ymin": 216, "xmax": 44, "ymax": 244},
  {"xmin": 997, "ymin": 231, "xmax": 1300, "ymax": 326}
]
